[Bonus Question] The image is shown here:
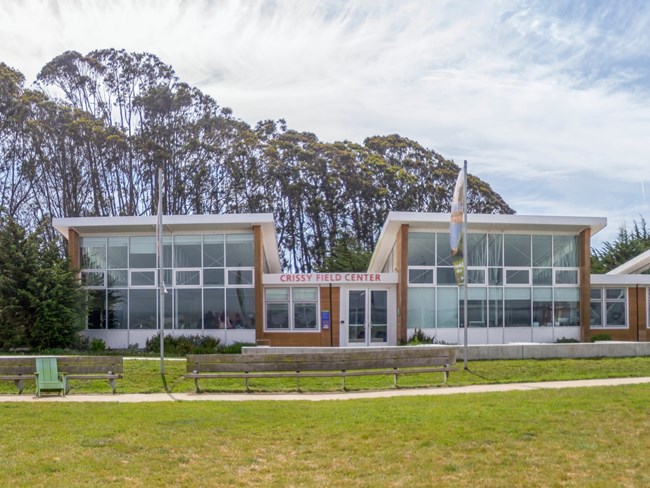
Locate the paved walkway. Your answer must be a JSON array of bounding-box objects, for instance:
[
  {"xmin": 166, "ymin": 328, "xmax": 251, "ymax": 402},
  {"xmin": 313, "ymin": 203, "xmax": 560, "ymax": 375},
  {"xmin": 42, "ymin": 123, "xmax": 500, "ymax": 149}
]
[{"xmin": 3, "ymin": 376, "xmax": 650, "ymax": 403}]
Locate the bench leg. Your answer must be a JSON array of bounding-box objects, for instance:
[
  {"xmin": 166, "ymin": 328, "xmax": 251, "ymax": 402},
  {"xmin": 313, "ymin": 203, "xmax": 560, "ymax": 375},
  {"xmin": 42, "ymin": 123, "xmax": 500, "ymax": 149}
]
[
  {"xmin": 109, "ymin": 378, "xmax": 117, "ymax": 394},
  {"xmin": 245, "ymin": 376, "xmax": 250, "ymax": 393},
  {"xmin": 194, "ymin": 377, "xmax": 202, "ymax": 393},
  {"xmin": 342, "ymin": 372, "xmax": 346, "ymax": 391},
  {"xmin": 14, "ymin": 378, "xmax": 24, "ymax": 395},
  {"xmin": 393, "ymin": 368, "xmax": 398, "ymax": 388},
  {"xmin": 444, "ymin": 369, "xmax": 449, "ymax": 384}
]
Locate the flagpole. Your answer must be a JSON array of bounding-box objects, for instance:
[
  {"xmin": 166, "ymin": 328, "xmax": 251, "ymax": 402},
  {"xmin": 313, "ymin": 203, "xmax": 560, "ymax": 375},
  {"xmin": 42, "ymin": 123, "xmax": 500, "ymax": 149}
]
[
  {"xmin": 462, "ymin": 160, "xmax": 469, "ymax": 370},
  {"xmin": 157, "ymin": 167, "xmax": 165, "ymax": 376}
]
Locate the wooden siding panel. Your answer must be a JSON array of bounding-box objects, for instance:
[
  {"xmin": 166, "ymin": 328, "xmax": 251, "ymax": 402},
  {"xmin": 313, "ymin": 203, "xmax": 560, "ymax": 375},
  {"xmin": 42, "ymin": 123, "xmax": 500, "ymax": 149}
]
[
  {"xmin": 254, "ymin": 225, "xmax": 264, "ymax": 344},
  {"xmin": 259, "ymin": 287, "xmax": 340, "ymax": 347},
  {"xmin": 579, "ymin": 228, "xmax": 591, "ymax": 342},
  {"xmin": 396, "ymin": 224, "xmax": 409, "ymax": 344}
]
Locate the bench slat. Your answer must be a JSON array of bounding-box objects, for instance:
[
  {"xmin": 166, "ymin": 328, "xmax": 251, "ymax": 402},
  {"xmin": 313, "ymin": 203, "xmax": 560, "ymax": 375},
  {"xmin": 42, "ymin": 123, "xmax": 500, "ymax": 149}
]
[{"xmin": 186, "ymin": 348, "xmax": 457, "ymax": 392}]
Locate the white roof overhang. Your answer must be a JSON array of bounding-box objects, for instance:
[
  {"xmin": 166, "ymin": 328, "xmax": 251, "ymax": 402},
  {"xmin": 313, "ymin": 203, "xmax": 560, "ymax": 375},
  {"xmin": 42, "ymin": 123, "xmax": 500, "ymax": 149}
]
[
  {"xmin": 52, "ymin": 214, "xmax": 282, "ymax": 273},
  {"xmin": 368, "ymin": 212, "xmax": 607, "ymax": 273}
]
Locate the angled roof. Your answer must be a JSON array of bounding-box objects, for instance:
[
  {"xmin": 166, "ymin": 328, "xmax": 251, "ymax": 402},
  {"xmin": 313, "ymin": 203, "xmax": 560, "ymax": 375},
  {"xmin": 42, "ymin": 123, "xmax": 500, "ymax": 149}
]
[
  {"xmin": 607, "ymin": 248, "xmax": 650, "ymax": 275},
  {"xmin": 368, "ymin": 212, "xmax": 607, "ymax": 273},
  {"xmin": 52, "ymin": 214, "xmax": 282, "ymax": 273}
]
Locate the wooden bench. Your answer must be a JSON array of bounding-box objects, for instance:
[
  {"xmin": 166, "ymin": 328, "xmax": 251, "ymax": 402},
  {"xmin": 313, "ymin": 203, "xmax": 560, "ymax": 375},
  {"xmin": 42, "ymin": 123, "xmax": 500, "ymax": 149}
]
[
  {"xmin": 0, "ymin": 356, "xmax": 123, "ymax": 394},
  {"xmin": 185, "ymin": 347, "xmax": 458, "ymax": 393},
  {"xmin": 59, "ymin": 356, "xmax": 123, "ymax": 394},
  {"xmin": 0, "ymin": 356, "xmax": 35, "ymax": 394}
]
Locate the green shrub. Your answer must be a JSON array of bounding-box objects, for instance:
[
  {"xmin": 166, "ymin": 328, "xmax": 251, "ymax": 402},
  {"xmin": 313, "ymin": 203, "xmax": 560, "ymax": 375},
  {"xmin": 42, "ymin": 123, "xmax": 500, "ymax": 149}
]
[
  {"xmin": 555, "ymin": 337, "xmax": 580, "ymax": 343},
  {"xmin": 217, "ymin": 342, "xmax": 257, "ymax": 354},
  {"xmin": 591, "ymin": 333, "xmax": 612, "ymax": 342},
  {"xmin": 408, "ymin": 329, "xmax": 435, "ymax": 345},
  {"xmin": 145, "ymin": 333, "xmax": 221, "ymax": 356},
  {"xmin": 90, "ymin": 337, "xmax": 106, "ymax": 352}
]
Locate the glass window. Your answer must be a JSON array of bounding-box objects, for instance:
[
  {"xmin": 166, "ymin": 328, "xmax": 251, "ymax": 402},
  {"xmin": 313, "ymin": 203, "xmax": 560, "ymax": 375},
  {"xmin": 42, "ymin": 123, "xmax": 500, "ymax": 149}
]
[
  {"xmin": 467, "ymin": 234, "xmax": 487, "ymax": 266},
  {"xmin": 81, "ymin": 237, "xmax": 106, "ymax": 269},
  {"xmin": 460, "ymin": 287, "xmax": 487, "ymax": 327},
  {"xmin": 488, "ymin": 268, "xmax": 503, "ymax": 286},
  {"xmin": 163, "ymin": 236, "xmax": 172, "ymax": 268},
  {"xmin": 437, "ymin": 287, "xmax": 458, "ymax": 328},
  {"xmin": 227, "ymin": 269, "xmax": 254, "ymax": 286},
  {"xmin": 266, "ymin": 288, "xmax": 289, "ymax": 301},
  {"xmin": 203, "ymin": 235, "xmax": 224, "ymax": 267},
  {"xmin": 409, "ymin": 268, "xmax": 434, "ymax": 284},
  {"xmin": 504, "ymin": 235, "xmax": 531, "ymax": 267},
  {"xmin": 107, "ymin": 237, "xmax": 128, "ymax": 269},
  {"xmin": 532, "ymin": 287, "xmax": 553, "ymax": 327},
  {"xmin": 267, "ymin": 303, "xmax": 290, "ymax": 329},
  {"xmin": 174, "ymin": 235, "xmax": 202, "ymax": 268},
  {"xmin": 505, "ymin": 269, "xmax": 530, "ymax": 285},
  {"xmin": 226, "ymin": 234, "xmax": 254, "ymax": 267},
  {"xmin": 294, "ymin": 288, "xmax": 318, "ymax": 329},
  {"xmin": 176, "ymin": 288, "xmax": 202, "ymax": 329},
  {"xmin": 204, "ymin": 288, "xmax": 225, "ymax": 329},
  {"xmin": 436, "ymin": 233, "xmax": 453, "ymax": 266},
  {"xmin": 437, "ymin": 267, "xmax": 456, "ymax": 285},
  {"xmin": 107, "ymin": 270, "xmax": 128, "ymax": 288},
  {"xmin": 408, "ymin": 288, "xmax": 435, "ymax": 329},
  {"xmin": 590, "ymin": 301, "xmax": 603, "ymax": 327},
  {"xmin": 488, "ymin": 234, "xmax": 503, "ymax": 266},
  {"xmin": 467, "ymin": 269, "xmax": 485, "ymax": 285},
  {"xmin": 504, "ymin": 288, "xmax": 531, "ymax": 327},
  {"xmin": 203, "ymin": 268, "xmax": 225, "ymax": 286},
  {"xmin": 488, "ymin": 287, "xmax": 503, "ymax": 327},
  {"xmin": 131, "ymin": 270, "xmax": 156, "ymax": 287},
  {"xmin": 533, "ymin": 268, "xmax": 552, "ymax": 286},
  {"xmin": 107, "ymin": 289, "xmax": 128, "ymax": 329},
  {"xmin": 129, "ymin": 289, "xmax": 157, "ymax": 329},
  {"xmin": 554, "ymin": 288, "xmax": 580, "ymax": 326},
  {"xmin": 87, "ymin": 289, "xmax": 106, "ymax": 329},
  {"xmin": 227, "ymin": 288, "xmax": 255, "ymax": 329},
  {"xmin": 294, "ymin": 288, "xmax": 318, "ymax": 301},
  {"xmin": 81, "ymin": 271, "xmax": 105, "ymax": 288},
  {"xmin": 129, "ymin": 236, "xmax": 156, "ymax": 268},
  {"xmin": 408, "ymin": 232, "xmax": 435, "ymax": 266},
  {"xmin": 176, "ymin": 270, "xmax": 201, "ymax": 286},
  {"xmin": 605, "ymin": 288, "xmax": 626, "ymax": 327},
  {"xmin": 555, "ymin": 269, "xmax": 578, "ymax": 285},
  {"xmin": 532, "ymin": 235, "xmax": 552, "ymax": 267},
  {"xmin": 553, "ymin": 235, "xmax": 579, "ymax": 267}
]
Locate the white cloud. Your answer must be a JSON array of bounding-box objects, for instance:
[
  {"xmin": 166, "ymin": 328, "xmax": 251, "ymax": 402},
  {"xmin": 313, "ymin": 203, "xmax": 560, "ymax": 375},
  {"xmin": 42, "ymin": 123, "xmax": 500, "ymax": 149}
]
[{"xmin": 1, "ymin": 0, "xmax": 650, "ymax": 249}]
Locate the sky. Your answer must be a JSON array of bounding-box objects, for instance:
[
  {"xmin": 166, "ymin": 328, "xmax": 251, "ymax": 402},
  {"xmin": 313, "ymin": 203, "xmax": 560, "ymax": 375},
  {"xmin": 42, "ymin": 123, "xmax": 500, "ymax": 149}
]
[{"xmin": 1, "ymin": 0, "xmax": 649, "ymax": 247}]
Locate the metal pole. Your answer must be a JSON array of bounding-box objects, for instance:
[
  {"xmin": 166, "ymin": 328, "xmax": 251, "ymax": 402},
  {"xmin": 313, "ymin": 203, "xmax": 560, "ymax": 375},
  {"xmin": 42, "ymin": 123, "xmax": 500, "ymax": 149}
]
[
  {"xmin": 463, "ymin": 160, "xmax": 469, "ymax": 370},
  {"xmin": 329, "ymin": 283, "xmax": 333, "ymax": 347},
  {"xmin": 157, "ymin": 167, "xmax": 165, "ymax": 376}
]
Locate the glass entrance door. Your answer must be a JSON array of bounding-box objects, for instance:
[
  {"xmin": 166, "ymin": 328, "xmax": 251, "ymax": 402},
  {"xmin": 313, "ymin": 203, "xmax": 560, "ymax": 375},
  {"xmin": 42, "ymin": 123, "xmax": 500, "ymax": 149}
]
[{"xmin": 347, "ymin": 289, "xmax": 388, "ymax": 345}]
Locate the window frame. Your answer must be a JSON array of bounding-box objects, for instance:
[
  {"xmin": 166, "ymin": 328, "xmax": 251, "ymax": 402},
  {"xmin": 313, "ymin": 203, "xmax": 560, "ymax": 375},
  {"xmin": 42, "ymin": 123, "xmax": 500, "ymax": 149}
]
[
  {"xmin": 590, "ymin": 287, "xmax": 628, "ymax": 329},
  {"xmin": 264, "ymin": 286, "xmax": 320, "ymax": 332}
]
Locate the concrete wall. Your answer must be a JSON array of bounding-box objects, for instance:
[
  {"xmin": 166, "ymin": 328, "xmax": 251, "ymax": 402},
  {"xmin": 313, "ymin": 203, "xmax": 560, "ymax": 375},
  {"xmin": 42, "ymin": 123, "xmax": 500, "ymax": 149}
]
[
  {"xmin": 457, "ymin": 342, "xmax": 650, "ymax": 360},
  {"xmin": 243, "ymin": 342, "xmax": 650, "ymax": 360}
]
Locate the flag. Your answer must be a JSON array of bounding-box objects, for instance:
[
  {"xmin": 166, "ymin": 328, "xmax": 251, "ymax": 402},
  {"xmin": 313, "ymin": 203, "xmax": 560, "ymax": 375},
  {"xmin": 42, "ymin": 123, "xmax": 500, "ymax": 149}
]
[{"xmin": 450, "ymin": 167, "xmax": 465, "ymax": 286}]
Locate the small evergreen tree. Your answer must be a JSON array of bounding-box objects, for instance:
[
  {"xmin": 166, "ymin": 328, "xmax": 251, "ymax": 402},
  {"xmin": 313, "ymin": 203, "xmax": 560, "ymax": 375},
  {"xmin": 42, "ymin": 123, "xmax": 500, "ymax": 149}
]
[
  {"xmin": 0, "ymin": 217, "xmax": 84, "ymax": 350},
  {"xmin": 318, "ymin": 234, "xmax": 373, "ymax": 272},
  {"xmin": 591, "ymin": 217, "xmax": 650, "ymax": 274}
]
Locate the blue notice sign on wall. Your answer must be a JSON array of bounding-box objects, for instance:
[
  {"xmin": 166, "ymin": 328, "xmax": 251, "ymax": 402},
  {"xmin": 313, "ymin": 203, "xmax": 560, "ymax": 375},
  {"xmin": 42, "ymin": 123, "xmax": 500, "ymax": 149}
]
[{"xmin": 321, "ymin": 310, "xmax": 330, "ymax": 329}]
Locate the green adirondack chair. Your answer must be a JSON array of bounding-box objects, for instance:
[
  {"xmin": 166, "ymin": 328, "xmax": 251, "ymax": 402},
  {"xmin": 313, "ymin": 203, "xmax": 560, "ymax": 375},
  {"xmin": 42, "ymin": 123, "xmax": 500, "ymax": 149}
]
[{"xmin": 35, "ymin": 357, "xmax": 66, "ymax": 397}]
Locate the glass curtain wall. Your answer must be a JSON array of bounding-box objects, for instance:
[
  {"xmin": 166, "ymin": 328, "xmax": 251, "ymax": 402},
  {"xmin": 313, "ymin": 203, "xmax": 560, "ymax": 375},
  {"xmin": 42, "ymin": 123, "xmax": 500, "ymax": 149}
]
[
  {"xmin": 80, "ymin": 233, "xmax": 255, "ymax": 331},
  {"xmin": 407, "ymin": 231, "xmax": 580, "ymax": 330}
]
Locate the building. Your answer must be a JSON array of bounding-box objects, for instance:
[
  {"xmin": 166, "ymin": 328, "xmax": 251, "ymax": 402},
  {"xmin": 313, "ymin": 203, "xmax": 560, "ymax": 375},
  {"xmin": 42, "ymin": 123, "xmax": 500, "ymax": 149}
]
[{"xmin": 53, "ymin": 211, "xmax": 650, "ymax": 349}]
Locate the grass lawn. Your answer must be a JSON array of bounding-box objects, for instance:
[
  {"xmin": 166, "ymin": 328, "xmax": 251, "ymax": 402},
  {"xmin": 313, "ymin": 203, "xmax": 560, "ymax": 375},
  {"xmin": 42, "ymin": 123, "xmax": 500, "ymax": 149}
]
[
  {"xmin": 0, "ymin": 384, "xmax": 649, "ymax": 487},
  {"xmin": 3, "ymin": 356, "xmax": 650, "ymax": 395}
]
